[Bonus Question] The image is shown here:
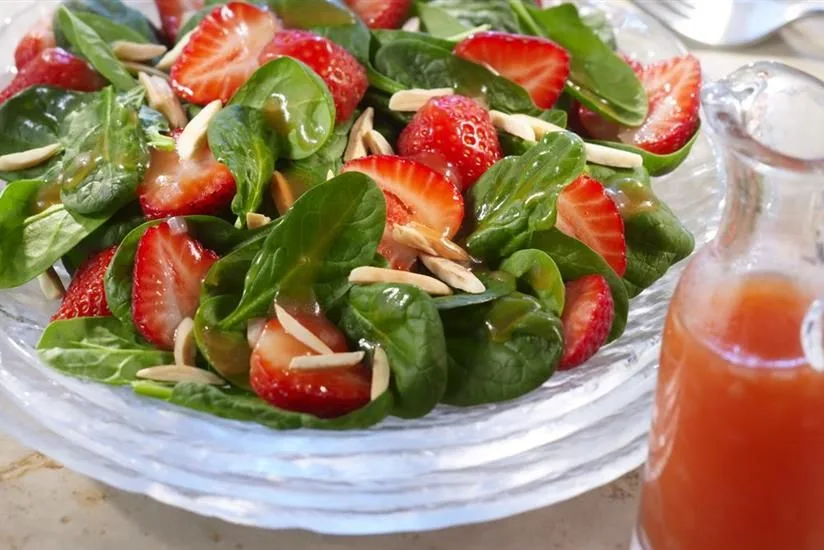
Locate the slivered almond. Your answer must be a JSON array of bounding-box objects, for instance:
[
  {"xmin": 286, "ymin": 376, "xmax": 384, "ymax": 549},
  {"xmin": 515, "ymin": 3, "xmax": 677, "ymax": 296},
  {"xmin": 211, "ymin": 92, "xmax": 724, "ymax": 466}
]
[
  {"xmin": 401, "ymin": 16, "xmax": 421, "ymax": 32},
  {"xmin": 156, "ymin": 30, "xmax": 194, "ymax": 70},
  {"xmin": 343, "ymin": 107, "xmax": 373, "ymax": 162},
  {"xmin": 246, "ymin": 212, "xmax": 271, "ymax": 229},
  {"xmin": 326, "ymin": 169, "xmax": 335, "ymax": 181},
  {"xmin": 481, "ymin": 62, "xmax": 500, "ymax": 76},
  {"xmin": 489, "ymin": 110, "xmax": 536, "ymax": 142},
  {"xmin": 275, "ymin": 304, "xmax": 334, "ymax": 356},
  {"xmin": 364, "ymin": 130, "xmax": 394, "ymax": 155},
  {"xmin": 136, "ymin": 365, "xmax": 225, "ymax": 385},
  {"xmin": 247, "ymin": 318, "xmax": 266, "ymax": 348},
  {"xmin": 271, "ymin": 170, "xmax": 296, "ymax": 214},
  {"xmin": 112, "ymin": 40, "xmax": 167, "ymax": 62},
  {"xmin": 177, "ymin": 99, "xmax": 222, "ymax": 160},
  {"xmin": 38, "ymin": 268, "xmax": 65, "ymax": 300},
  {"xmin": 391, "ymin": 222, "xmax": 470, "ymax": 262},
  {"xmin": 138, "ymin": 72, "xmax": 187, "ymax": 128},
  {"xmin": 349, "ymin": 266, "xmax": 452, "ymax": 296},
  {"xmin": 420, "ymin": 254, "xmax": 485, "ymax": 294},
  {"xmin": 123, "ymin": 61, "xmax": 170, "ymax": 81},
  {"xmin": 173, "ymin": 317, "xmax": 196, "ymax": 366},
  {"xmin": 289, "ymin": 351, "xmax": 365, "ymax": 370},
  {"xmin": 510, "ymin": 113, "xmax": 565, "ymax": 139},
  {"xmin": 371, "ymin": 347, "xmax": 390, "ymax": 401},
  {"xmin": 0, "ymin": 143, "xmax": 62, "ymax": 171},
  {"xmin": 388, "ymin": 88, "xmax": 454, "ymax": 112}
]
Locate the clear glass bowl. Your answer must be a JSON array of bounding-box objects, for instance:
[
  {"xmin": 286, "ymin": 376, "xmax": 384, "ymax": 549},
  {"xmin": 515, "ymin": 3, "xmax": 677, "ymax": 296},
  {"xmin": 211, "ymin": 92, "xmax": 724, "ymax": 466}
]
[{"xmin": 0, "ymin": 0, "xmax": 720, "ymax": 534}]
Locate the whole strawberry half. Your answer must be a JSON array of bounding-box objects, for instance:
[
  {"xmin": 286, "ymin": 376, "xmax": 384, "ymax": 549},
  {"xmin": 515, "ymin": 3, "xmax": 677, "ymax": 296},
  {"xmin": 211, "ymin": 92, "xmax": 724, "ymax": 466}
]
[
  {"xmin": 14, "ymin": 15, "xmax": 56, "ymax": 70},
  {"xmin": 250, "ymin": 314, "xmax": 371, "ymax": 418},
  {"xmin": 171, "ymin": 2, "xmax": 281, "ymax": 105},
  {"xmin": 132, "ymin": 221, "xmax": 219, "ymax": 350},
  {"xmin": 154, "ymin": 0, "xmax": 204, "ymax": 43},
  {"xmin": 0, "ymin": 48, "xmax": 105, "ymax": 105},
  {"xmin": 398, "ymin": 95, "xmax": 502, "ymax": 191},
  {"xmin": 342, "ymin": 155, "xmax": 464, "ymax": 270},
  {"xmin": 344, "ymin": 0, "xmax": 412, "ymax": 29},
  {"xmin": 559, "ymin": 274, "xmax": 615, "ymax": 370},
  {"xmin": 454, "ymin": 31, "xmax": 570, "ymax": 109},
  {"xmin": 259, "ymin": 30, "xmax": 367, "ymax": 122},
  {"xmin": 556, "ymin": 175, "xmax": 627, "ymax": 277},
  {"xmin": 138, "ymin": 141, "xmax": 236, "ymax": 219},
  {"xmin": 52, "ymin": 246, "xmax": 118, "ymax": 321},
  {"xmin": 579, "ymin": 54, "xmax": 701, "ymax": 155}
]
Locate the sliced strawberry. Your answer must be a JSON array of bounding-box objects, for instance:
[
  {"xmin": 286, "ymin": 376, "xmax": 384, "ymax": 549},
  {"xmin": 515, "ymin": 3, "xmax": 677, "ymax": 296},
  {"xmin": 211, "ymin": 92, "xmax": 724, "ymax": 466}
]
[
  {"xmin": 342, "ymin": 155, "xmax": 464, "ymax": 270},
  {"xmin": 0, "ymin": 48, "xmax": 105, "ymax": 105},
  {"xmin": 15, "ymin": 15, "xmax": 56, "ymax": 70},
  {"xmin": 559, "ymin": 274, "xmax": 614, "ymax": 370},
  {"xmin": 250, "ymin": 315, "xmax": 371, "ymax": 418},
  {"xmin": 171, "ymin": 2, "xmax": 280, "ymax": 105},
  {"xmin": 398, "ymin": 95, "xmax": 502, "ymax": 191},
  {"xmin": 344, "ymin": 0, "xmax": 412, "ymax": 29},
  {"xmin": 454, "ymin": 31, "xmax": 570, "ymax": 109},
  {"xmin": 579, "ymin": 54, "xmax": 701, "ymax": 155},
  {"xmin": 138, "ymin": 142, "xmax": 236, "ymax": 219},
  {"xmin": 154, "ymin": 0, "xmax": 204, "ymax": 43},
  {"xmin": 259, "ymin": 30, "xmax": 367, "ymax": 122},
  {"xmin": 132, "ymin": 221, "xmax": 219, "ymax": 349},
  {"xmin": 51, "ymin": 246, "xmax": 118, "ymax": 321},
  {"xmin": 556, "ymin": 175, "xmax": 627, "ymax": 277}
]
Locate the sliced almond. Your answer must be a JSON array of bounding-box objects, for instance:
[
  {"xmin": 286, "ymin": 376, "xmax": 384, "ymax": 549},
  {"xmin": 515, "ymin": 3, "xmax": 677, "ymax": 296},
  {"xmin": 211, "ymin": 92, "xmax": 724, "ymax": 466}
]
[
  {"xmin": 138, "ymin": 72, "xmax": 188, "ymax": 129},
  {"xmin": 0, "ymin": 143, "xmax": 62, "ymax": 171},
  {"xmin": 371, "ymin": 347, "xmax": 390, "ymax": 401},
  {"xmin": 173, "ymin": 317, "xmax": 196, "ymax": 366},
  {"xmin": 343, "ymin": 107, "xmax": 374, "ymax": 162},
  {"xmin": 364, "ymin": 130, "xmax": 395, "ymax": 156},
  {"xmin": 271, "ymin": 170, "xmax": 296, "ymax": 215},
  {"xmin": 326, "ymin": 169, "xmax": 336, "ymax": 181},
  {"xmin": 136, "ymin": 365, "xmax": 224, "ymax": 385},
  {"xmin": 392, "ymin": 222, "xmax": 470, "ymax": 262},
  {"xmin": 481, "ymin": 62, "xmax": 500, "ymax": 77},
  {"xmin": 123, "ymin": 61, "xmax": 170, "ymax": 81},
  {"xmin": 177, "ymin": 99, "xmax": 222, "ymax": 160},
  {"xmin": 246, "ymin": 212, "xmax": 271, "ymax": 229},
  {"xmin": 401, "ymin": 16, "xmax": 421, "ymax": 32},
  {"xmin": 38, "ymin": 268, "xmax": 65, "ymax": 300},
  {"xmin": 489, "ymin": 110, "xmax": 536, "ymax": 142},
  {"xmin": 247, "ymin": 318, "xmax": 266, "ymax": 349},
  {"xmin": 388, "ymin": 88, "xmax": 454, "ymax": 112},
  {"xmin": 274, "ymin": 304, "xmax": 334, "ymax": 356},
  {"xmin": 289, "ymin": 351, "xmax": 365, "ymax": 370},
  {"xmin": 510, "ymin": 113, "xmax": 564, "ymax": 139},
  {"xmin": 349, "ymin": 266, "xmax": 452, "ymax": 296},
  {"xmin": 156, "ymin": 30, "xmax": 194, "ymax": 70},
  {"xmin": 420, "ymin": 254, "xmax": 485, "ymax": 294},
  {"xmin": 112, "ymin": 40, "xmax": 167, "ymax": 62}
]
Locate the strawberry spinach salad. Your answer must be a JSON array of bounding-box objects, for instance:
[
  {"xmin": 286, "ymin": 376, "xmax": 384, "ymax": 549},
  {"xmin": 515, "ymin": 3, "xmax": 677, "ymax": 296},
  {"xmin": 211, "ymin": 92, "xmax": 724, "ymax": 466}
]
[{"xmin": 0, "ymin": 0, "xmax": 699, "ymax": 429}]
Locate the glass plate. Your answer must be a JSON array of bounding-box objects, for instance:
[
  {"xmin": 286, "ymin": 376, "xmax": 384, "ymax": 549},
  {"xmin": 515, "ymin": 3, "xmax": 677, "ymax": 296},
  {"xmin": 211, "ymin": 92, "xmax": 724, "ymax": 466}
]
[{"xmin": 0, "ymin": 0, "xmax": 720, "ymax": 534}]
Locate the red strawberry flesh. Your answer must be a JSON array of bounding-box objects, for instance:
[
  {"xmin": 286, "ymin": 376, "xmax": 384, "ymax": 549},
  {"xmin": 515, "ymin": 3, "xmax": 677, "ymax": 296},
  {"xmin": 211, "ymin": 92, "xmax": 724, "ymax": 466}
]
[
  {"xmin": 52, "ymin": 246, "xmax": 118, "ymax": 321},
  {"xmin": 15, "ymin": 15, "xmax": 57, "ymax": 70},
  {"xmin": 0, "ymin": 48, "xmax": 105, "ymax": 105},
  {"xmin": 344, "ymin": 0, "xmax": 412, "ymax": 29},
  {"xmin": 154, "ymin": 0, "xmax": 205, "ymax": 42},
  {"xmin": 559, "ymin": 274, "xmax": 615, "ymax": 370}
]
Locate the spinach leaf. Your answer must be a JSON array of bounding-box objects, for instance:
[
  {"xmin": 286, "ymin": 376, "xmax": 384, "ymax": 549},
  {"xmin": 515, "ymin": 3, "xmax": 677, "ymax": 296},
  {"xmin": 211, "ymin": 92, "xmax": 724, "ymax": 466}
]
[
  {"xmin": 57, "ymin": 0, "xmax": 159, "ymax": 43},
  {"xmin": 134, "ymin": 381, "xmax": 393, "ymax": 430},
  {"xmin": 56, "ymin": 7, "xmax": 137, "ymax": 91},
  {"xmin": 178, "ymin": 5, "xmax": 215, "ymax": 38},
  {"xmin": 371, "ymin": 30, "xmax": 456, "ymax": 51},
  {"xmin": 340, "ymin": 284, "xmax": 448, "ymax": 419},
  {"xmin": 500, "ymin": 249, "xmax": 565, "ymax": 316},
  {"xmin": 202, "ymin": 224, "xmax": 277, "ymax": 301},
  {"xmin": 105, "ymin": 216, "xmax": 245, "ymax": 330},
  {"xmin": 139, "ymin": 106, "xmax": 176, "ymax": 151},
  {"xmin": 194, "ymin": 295, "xmax": 252, "ymax": 389},
  {"xmin": 37, "ymin": 317, "xmax": 172, "ymax": 385},
  {"xmin": 441, "ymin": 292, "xmax": 563, "ymax": 406},
  {"xmin": 56, "ymin": 11, "xmax": 151, "ymax": 48},
  {"xmin": 511, "ymin": 1, "xmax": 647, "ymax": 127},
  {"xmin": 580, "ymin": 7, "xmax": 617, "ymax": 51},
  {"xmin": 420, "ymin": 0, "xmax": 518, "ymax": 31},
  {"xmin": 416, "ymin": 2, "xmax": 470, "ymax": 38},
  {"xmin": 530, "ymin": 228, "xmax": 629, "ymax": 341},
  {"xmin": 433, "ymin": 270, "xmax": 516, "ymax": 310},
  {"xmin": 589, "ymin": 124, "xmax": 702, "ymax": 176},
  {"xmin": 62, "ymin": 203, "xmax": 145, "ymax": 273},
  {"xmin": 0, "ymin": 179, "xmax": 111, "ymax": 288},
  {"xmin": 466, "ymin": 131, "xmax": 586, "ymax": 261},
  {"xmin": 207, "ymin": 105, "xmax": 279, "ymax": 224},
  {"xmin": 498, "ymin": 109, "xmax": 568, "ymax": 156},
  {"xmin": 58, "ymin": 87, "xmax": 148, "ymax": 215},
  {"xmin": 278, "ymin": 116, "xmax": 354, "ymax": 190},
  {"xmin": 0, "ymin": 87, "xmax": 95, "ymax": 182},
  {"xmin": 231, "ymin": 58, "xmax": 336, "ymax": 160},
  {"xmin": 221, "ymin": 173, "xmax": 385, "ymax": 327}
]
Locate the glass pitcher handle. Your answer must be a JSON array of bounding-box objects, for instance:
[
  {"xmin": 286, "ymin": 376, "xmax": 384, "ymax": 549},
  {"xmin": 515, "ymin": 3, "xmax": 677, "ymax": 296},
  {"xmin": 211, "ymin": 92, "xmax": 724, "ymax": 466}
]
[{"xmin": 802, "ymin": 299, "xmax": 824, "ymax": 371}]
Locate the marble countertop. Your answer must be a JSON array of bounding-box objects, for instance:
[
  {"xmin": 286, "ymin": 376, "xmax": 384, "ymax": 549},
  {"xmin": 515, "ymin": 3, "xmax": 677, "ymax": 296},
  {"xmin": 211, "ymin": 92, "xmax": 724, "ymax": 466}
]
[{"xmin": 2, "ymin": 39, "xmax": 822, "ymax": 550}]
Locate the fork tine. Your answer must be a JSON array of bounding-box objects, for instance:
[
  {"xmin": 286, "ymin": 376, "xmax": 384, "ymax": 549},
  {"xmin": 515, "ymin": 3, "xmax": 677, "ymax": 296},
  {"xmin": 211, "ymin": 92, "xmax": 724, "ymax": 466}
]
[{"xmin": 634, "ymin": 0, "xmax": 689, "ymax": 22}]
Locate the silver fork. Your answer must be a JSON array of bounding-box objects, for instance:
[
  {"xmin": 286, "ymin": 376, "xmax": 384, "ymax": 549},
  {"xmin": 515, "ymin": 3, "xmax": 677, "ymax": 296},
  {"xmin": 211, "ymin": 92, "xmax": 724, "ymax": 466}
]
[{"xmin": 632, "ymin": 0, "xmax": 824, "ymax": 47}]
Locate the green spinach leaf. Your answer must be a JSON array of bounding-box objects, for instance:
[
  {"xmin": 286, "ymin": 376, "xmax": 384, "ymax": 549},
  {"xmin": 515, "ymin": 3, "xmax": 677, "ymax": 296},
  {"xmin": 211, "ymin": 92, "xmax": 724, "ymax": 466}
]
[
  {"xmin": 500, "ymin": 249, "xmax": 565, "ymax": 315},
  {"xmin": 56, "ymin": 11, "xmax": 151, "ymax": 48},
  {"xmin": 139, "ymin": 105, "xmax": 175, "ymax": 151},
  {"xmin": 498, "ymin": 109, "xmax": 568, "ymax": 156},
  {"xmin": 62, "ymin": 203, "xmax": 145, "ymax": 273},
  {"xmin": 371, "ymin": 29, "xmax": 456, "ymax": 51},
  {"xmin": 416, "ymin": 2, "xmax": 470, "ymax": 38},
  {"xmin": 178, "ymin": 5, "xmax": 215, "ymax": 38},
  {"xmin": 433, "ymin": 270, "xmax": 516, "ymax": 310},
  {"xmin": 580, "ymin": 7, "xmax": 617, "ymax": 51},
  {"xmin": 277, "ymin": 116, "xmax": 354, "ymax": 190},
  {"xmin": 589, "ymin": 123, "xmax": 701, "ymax": 176},
  {"xmin": 421, "ymin": 0, "xmax": 518, "ymax": 31},
  {"xmin": 202, "ymin": 224, "xmax": 277, "ymax": 301},
  {"xmin": 57, "ymin": 0, "xmax": 159, "ymax": 43},
  {"xmin": 194, "ymin": 295, "xmax": 252, "ymax": 389}
]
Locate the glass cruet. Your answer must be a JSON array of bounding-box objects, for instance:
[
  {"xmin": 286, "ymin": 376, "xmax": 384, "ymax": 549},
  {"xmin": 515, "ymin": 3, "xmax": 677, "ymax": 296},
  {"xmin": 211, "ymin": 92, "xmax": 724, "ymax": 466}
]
[{"xmin": 632, "ymin": 62, "xmax": 824, "ymax": 550}]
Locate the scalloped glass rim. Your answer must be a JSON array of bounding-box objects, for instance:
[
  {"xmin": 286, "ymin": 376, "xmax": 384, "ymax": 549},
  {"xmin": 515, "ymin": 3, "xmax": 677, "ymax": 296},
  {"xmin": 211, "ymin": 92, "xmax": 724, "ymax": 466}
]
[{"xmin": 0, "ymin": 0, "xmax": 721, "ymax": 534}]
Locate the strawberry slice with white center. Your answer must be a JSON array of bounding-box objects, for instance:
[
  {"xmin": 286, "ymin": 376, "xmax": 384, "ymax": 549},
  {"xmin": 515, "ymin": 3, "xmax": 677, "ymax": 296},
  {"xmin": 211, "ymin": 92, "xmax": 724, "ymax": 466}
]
[
  {"xmin": 560, "ymin": 274, "xmax": 615, "ymax": 370},
  {"xmin": 132, "ymin": 221, "xmax": 219, "ymax": 350},
  {"xmin": 342, "ymin": 155, "xmax": 464, "ymax": 270},
  {"xmin": 250, "ymin": 314, "xmax": 371, "ymax": 418},
  {"xmin": 344, "ymin": 0, "xmax": 412, "ymax": 29},
  {"xmin": 556, "ymin": 175, "xmax": 627, "ymax": 277},
  {"xmin": 579, "ymin": 54, "xmax": 701, "ymax": 155},
  {"xmin": 171, "ymin": 2, "xmax": 281, "ymax": 105},
  {"xmin": 454, "ymin": 31, "xmax": 570, "ymax": 109}
]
